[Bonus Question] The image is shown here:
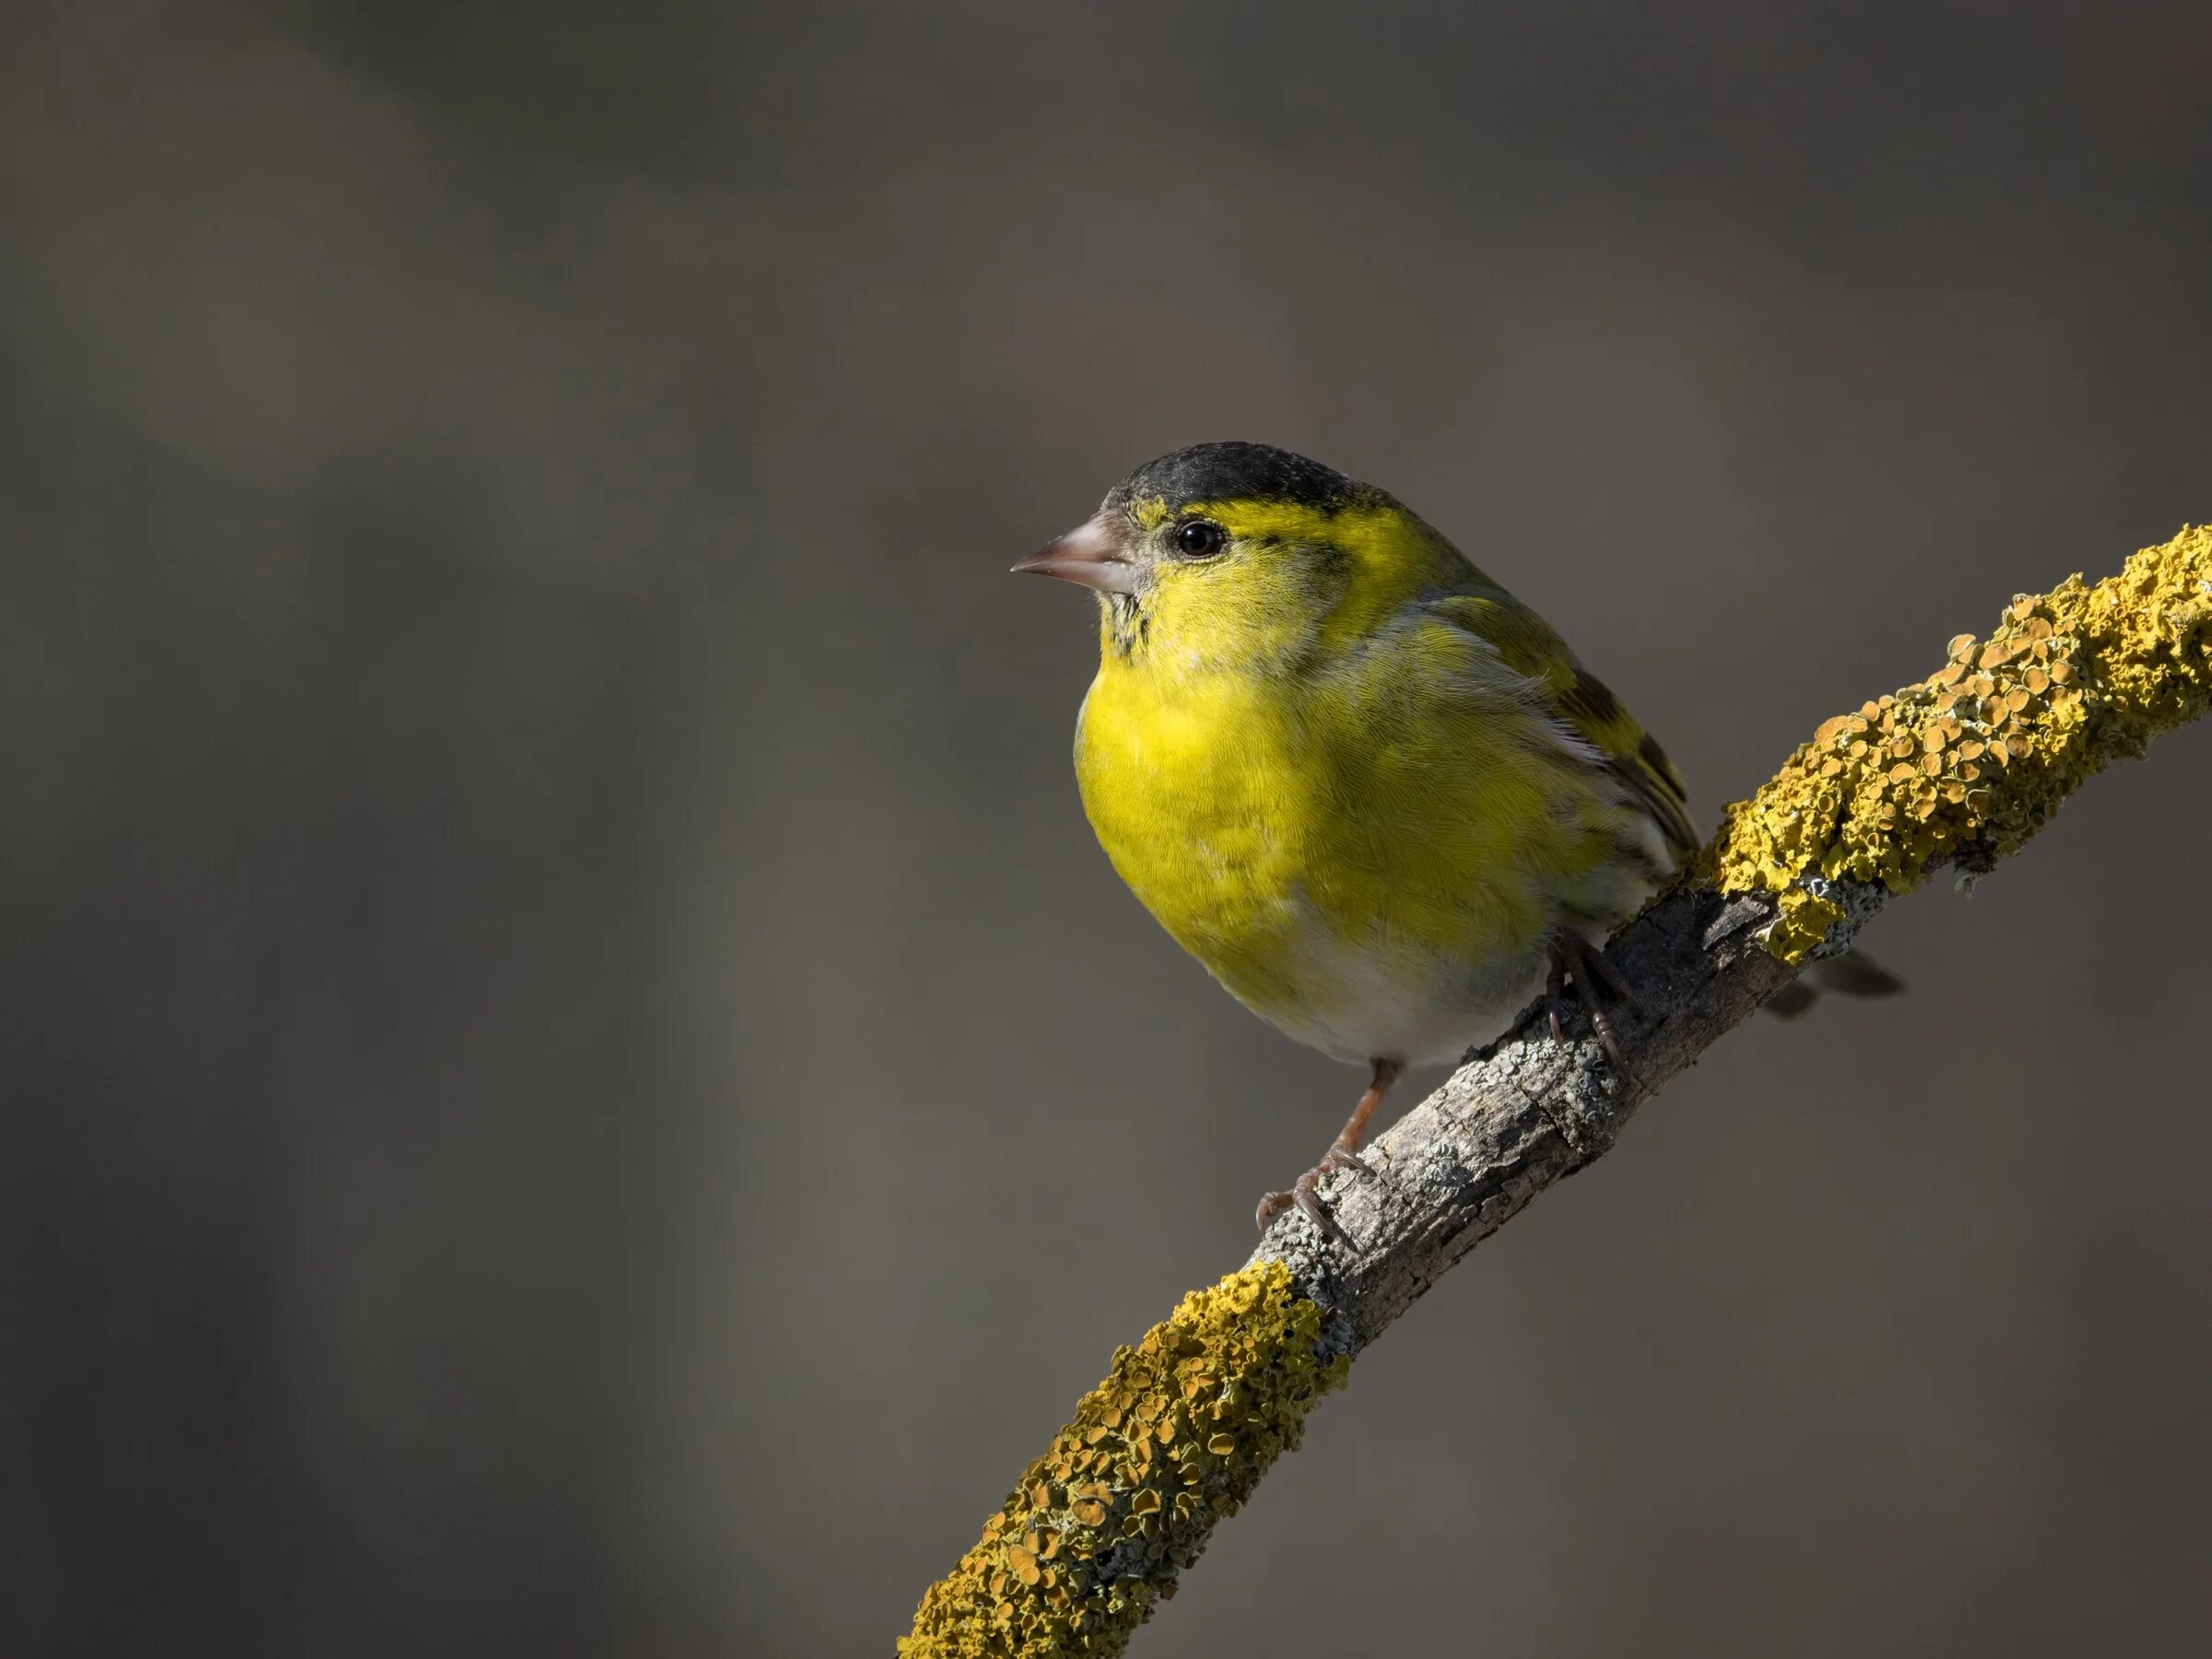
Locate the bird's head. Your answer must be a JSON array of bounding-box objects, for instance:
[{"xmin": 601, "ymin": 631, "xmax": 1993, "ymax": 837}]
[{"xmin": 1015, "ymin": 441, "xmax": 1460, "ymax": 674}]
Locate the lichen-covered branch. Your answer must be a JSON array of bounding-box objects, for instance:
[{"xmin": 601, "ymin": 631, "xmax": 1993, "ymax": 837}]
[{"xmin": 903, "ymin": 526, "xmax": 2212, "ymax": 1658}]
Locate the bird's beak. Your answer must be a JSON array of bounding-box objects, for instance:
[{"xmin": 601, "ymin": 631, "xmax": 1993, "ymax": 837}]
[{"xmin": 1011, "ymin": 514, "xmax": 1138, "ymax": 594}]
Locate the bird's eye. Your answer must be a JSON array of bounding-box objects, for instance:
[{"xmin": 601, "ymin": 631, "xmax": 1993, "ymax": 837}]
[{"xmin": 1175, "ymin": 519, "xmax": 1227, "ymax": 558}]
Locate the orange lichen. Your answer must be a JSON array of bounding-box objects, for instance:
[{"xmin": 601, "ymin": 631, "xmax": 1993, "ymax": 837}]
[
  {"xmin": 1701, "ymin": 525, "xmax": 2212, "ymax": 958},
  {"xmin": 900, "ymin": 1263, "xmax": 1347, "ymax": 1657}
]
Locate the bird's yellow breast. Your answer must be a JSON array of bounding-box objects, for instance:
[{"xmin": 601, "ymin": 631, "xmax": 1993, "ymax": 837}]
[
  {"xmin": 1073, "ymin": 618, "xmax": 1589, "ymax": 1060},
  {"xmin": 1076, "ymin": 664, "xmax": 1316, "ymax": 1007}
]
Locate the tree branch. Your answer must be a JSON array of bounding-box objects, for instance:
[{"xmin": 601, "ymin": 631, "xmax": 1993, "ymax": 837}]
[{"xmin": 903, "ymin": 526, "xmax": 2212, "ymax": 1658}]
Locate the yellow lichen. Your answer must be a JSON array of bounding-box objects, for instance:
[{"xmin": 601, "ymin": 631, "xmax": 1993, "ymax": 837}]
[
  {"xmin": 1700, "ymin": 525, "xmax": 2212, "ymax": 959},
  {"xmin": 900, "ymin": 1263, "xmax": 1347, "ymax": 1658}
]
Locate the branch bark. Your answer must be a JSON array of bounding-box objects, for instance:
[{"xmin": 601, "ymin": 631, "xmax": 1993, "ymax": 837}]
[{"xmin": 903, "ymin": 526, "xmax": 2212, "ymax": 1658}]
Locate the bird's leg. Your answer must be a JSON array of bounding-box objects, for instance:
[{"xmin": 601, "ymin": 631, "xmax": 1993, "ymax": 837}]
[
  {"xmin": 1255, "ymin": 1058, "xmax": 1403, "ymax": 1245},
  {"xmin": 1546, "ymin": 932, "xmax": 1640, "ymax": 1084}
]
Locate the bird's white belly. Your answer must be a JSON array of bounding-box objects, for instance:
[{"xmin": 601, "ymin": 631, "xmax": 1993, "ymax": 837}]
[{"xmin": 1238, "ymin": 900, "xmax": 1551, "ymax": 1069}]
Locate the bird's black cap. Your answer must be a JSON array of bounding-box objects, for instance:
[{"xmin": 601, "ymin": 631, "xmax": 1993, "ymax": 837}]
[{"xmin": 1101, "ymin": 441, "xmax": 1377, "ymax": 517}]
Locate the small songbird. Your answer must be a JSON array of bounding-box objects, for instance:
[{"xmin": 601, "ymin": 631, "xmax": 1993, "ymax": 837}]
[{"xmin": 1017, "ymin": 441, "xmax": 1891, "ymax": 1242}]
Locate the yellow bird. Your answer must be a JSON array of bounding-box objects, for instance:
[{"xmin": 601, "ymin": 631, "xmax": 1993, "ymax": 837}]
[{"xmin": 1017, "ymin": 441, "xmax": 1889, "ymax": 1241}]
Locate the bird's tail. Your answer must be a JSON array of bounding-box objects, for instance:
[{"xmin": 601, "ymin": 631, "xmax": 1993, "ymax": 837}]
[{"xmin": 1763, "ymin": 950, "xmax": 1907, "ymax": 1018}]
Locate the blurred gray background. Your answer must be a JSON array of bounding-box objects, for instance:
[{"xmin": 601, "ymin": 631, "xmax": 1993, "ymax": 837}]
[{"xmin": 5, "ymin": 3, "xmax": 2209, "ymax": 1654}]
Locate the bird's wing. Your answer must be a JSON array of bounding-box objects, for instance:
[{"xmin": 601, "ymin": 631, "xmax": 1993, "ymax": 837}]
[{"xmin": 1429, "ymin": 588, "xmax": 1700, "ymax": 862}]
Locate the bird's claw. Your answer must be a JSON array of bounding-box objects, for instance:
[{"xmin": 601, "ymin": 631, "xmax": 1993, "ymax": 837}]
[
  {"xmin": 1254, "ymin": 1058, "xmax": 1401, "ymax": 1247},
  {"xmin": 1254, "ymin": 1147, "xmax": 1371, "ymax": 1247},
  {"xmin": 1547, "ymin": 934, "xmax": 1641, "ymax": 1088}
]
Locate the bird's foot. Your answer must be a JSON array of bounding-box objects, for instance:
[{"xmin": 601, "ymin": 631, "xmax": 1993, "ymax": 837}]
[
  {"xmin": 1546, "ymin": 932, "xmax": 1641, "ymax": 1088},
  {"xmin": 1254, "ymin": 1146, "xmax": 1371, "ymax": 1247},
  {"xmin": 1254, "ymin": 1058, "xmax": 1401, "ymax": 1248}
]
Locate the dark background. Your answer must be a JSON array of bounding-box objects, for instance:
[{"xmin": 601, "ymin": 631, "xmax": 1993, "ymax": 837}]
[{"xmin": 5, "ymin": 3, "xmax": 2209, "ymax": 1654}]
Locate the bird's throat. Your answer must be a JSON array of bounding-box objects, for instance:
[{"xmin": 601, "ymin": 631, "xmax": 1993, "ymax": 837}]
[{"xmin": 1100, "ymin": 592, "xmax": 1147, "ymax": 659}]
